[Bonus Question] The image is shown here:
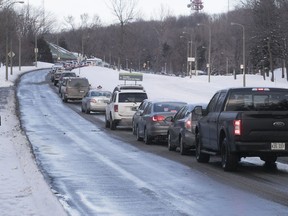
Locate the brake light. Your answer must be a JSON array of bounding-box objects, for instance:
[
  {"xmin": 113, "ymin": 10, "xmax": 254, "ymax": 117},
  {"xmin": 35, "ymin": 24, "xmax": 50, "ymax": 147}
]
[
  {"xmin": 185, "ymin": 120, "xmax": 192, "ymax": 130},
  {"xmin": 114, "ymin": 105, "xmax": 118, "ymax": 112},
  {"xmin": 252, "ymin": 88, "xmax": 270, "ymax": 92},
  {"xmin": 234, "ymin": 120, "xmax": 241, "ymax": 135},
  {"xmin": 152, "ymin": 115, "xmax": 165, "ymax": 122},
  {"xmin": 89, "ymin": 99, "xmax": 97, "ymax": 103}
]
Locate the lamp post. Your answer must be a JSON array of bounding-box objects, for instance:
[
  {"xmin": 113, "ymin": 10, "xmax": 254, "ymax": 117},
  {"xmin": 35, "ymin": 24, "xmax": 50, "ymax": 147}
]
[
  {"xmin": 4, "ymin": 1, "xmax": 24, "ymax": 80},
  {"xmin": 231, "ymin": 22, "xmax": 246, "ymax": 87},
  {"xmin": 18, "ymin": 33, "xmax": 21, "ymax": 71},
  {"xmin": 197, "ymin": 23, "xmax": 211, "ymax": 82},
  {"xmin": 181, "ymin": 32, "xmax": 194, "ymax": 77},
  {"xmin": 35, "ymin": 33, "xmax": 38, "ymax": 67}
]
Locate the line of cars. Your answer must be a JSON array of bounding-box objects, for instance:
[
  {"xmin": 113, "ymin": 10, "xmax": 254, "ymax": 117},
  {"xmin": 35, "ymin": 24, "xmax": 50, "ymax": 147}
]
[
  {"xmin": 103, "ymin": 84, "xmax": 200, "ymax": 155},
  {"xmin": 49, "ymin": 66, "xmax": 288, "ymax": 171},
  {"xmin": 97, "ymin": 84, "xmax": 288, "ymax": 172},
  {"xmin": 50, "ymin": 67, "xmax": 111, "ymax": 108}
]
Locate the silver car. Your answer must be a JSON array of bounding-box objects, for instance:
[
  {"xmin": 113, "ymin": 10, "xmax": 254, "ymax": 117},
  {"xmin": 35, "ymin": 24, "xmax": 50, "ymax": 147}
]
[
  {"xmin": 81, "ymin": 90, "xmax": 111, "ymax": 114},
  {"xmin": 133, "ymin": 99, "xmax": 187, "ymax": 144}
]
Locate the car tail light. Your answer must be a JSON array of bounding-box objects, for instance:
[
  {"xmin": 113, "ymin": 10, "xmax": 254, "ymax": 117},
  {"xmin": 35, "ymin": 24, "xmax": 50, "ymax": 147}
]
[
  {"xmin": 234, "ymin": 120, "xmax": 241, "ymax": 135},
  {"xmin": 89, "ymin": 99, "xmax": 97, "ymax": 103},
  {"xmin": 185, "ymin": 120, "xmax": 192, "ymax": 130},
  {"xmin": 114, "ymin": 105, "xmax": 118, "ymax": 112},
  {"xmin": 152, "ymin": 115, "xmax": 165, "ymax": 122}
]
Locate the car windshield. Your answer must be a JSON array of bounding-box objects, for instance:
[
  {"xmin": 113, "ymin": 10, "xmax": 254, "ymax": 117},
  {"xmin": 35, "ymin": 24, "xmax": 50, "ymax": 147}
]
[
  {"xmin": 118, "ymin": 92, "xmax": 147, "ymax": 103},
  {"xmin": 225, "ymin": 91, "xmax": 288, "ymax": 111},
  {"xmin": 153, "ymin": 102, "xmax": 186, "ymax": 113}
]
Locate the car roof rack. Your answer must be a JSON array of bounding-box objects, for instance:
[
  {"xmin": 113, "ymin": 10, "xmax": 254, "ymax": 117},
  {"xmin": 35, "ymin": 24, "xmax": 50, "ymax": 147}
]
[{"xmin": 113, "ymin": 84, "xmax": 145, "ymax": 92}]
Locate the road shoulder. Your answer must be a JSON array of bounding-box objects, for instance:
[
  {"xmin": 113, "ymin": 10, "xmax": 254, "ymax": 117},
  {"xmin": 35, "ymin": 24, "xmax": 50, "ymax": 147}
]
[{"xmin": 0, "ymin": 87, "xmax": 67, "ymax": 216}]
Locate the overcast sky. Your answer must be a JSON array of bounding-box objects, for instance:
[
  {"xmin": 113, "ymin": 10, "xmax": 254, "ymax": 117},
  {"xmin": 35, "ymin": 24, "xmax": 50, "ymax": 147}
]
[{"xmin": 26, "ymin": 0, "xmax": 239, "ymax": 26}]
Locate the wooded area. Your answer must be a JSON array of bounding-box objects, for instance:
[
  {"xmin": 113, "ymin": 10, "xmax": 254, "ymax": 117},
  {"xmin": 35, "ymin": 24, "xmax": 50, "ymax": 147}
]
[{"xmin": 1, "ymin": 0, "xmax": 288, "ymax": 81}]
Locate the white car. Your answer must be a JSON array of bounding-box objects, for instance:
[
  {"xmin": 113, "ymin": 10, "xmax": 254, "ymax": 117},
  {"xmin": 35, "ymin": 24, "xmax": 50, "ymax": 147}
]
[
  {"xmin": 81, "ymin": 90, "xmax": 111, "ymax": 114},
  {"xmin": 105, "ymin": 85, "xmax": 148, "ymax": 130}
]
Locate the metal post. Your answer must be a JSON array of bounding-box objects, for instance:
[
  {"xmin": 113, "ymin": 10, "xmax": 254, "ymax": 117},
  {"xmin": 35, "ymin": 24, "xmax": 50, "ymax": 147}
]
[
  {"xmin": 5, "ymin": 35, "xmax": 9, "ymax": 81},
  {"xmin": 194, "ymin": 41, "xmax": 197, "ymax": 76},
  {"xmin": 197, "ymin": 23, "xmax": 211, "ymax": 82},
  {"xmin": 19, "ymin": 36, "xmax": 21, "ymax": 71},
  {"xmin": 231, "ymin": 22, "xmax": 245, "ymax": 87},
  {"xmin": 35, "ymin": 34, "xmax": 38, "ymax": 67},
  {"xmin": 10, "ymin": 39, "xmax": 13, "ymax": 75},
  {"xmin": 208, "ymin": 27, "xmax": 211, "ymax": 82}
]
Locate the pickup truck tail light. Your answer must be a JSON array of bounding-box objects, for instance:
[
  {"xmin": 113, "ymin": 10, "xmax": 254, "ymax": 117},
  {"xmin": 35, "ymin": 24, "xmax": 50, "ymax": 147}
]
[
  {"xmin": 152, "ymin": 115, "xmax": 165, "ymax": 122},
  {"xmin": 234, "ymin": 120, "xmax": 241, "ymax": 135},
  {"xmin": 114, "ymin": 105, "xmax": 118, "ymax": 112}
]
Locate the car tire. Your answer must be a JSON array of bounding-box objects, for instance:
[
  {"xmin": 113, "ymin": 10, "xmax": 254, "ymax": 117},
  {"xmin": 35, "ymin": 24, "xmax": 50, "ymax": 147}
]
[
  {"xmin": 260, "ymin": 155, "xmax": 277, "ymax": 164},
  {"xmin": 61, "ymin": 93, "xmax": 68, "ymax": 103},
  {"xmin": 195, "ymin": 132, "xmax": 210, "ymax": 163},
  {"xmin": 221, "ymin": 137, "xmax": 238, "ymax": 171},
  {"xmin": 81, "ymin": 105, "xmax": 85, "ymax": 112},
  {"xmin": 168, "ymin": 133, "xmax": 176, "ymax": 151},
  {"xmin": 132, "ymin": 121, "xmax": 136, "ymax": 135},
  {"xmin": 144, "ymin": 128, "xmax": 152, "ymax": 145},
  {"xmin": 85, "ymin": 106, "xmax": 90, "ymax": 114},
  {"xmin": 105, "ymin": 115, "xmax": 110, "ymax": 128},
  {"xmin": 136, "ymin": 126, "xmax": 143, "ymax": 141},
  {"xmin": 179, "ymin": 136, "xmax": 187, "ymax": 155},
  {"xmin": 110, "ymin": 115, "xmax": 116, "ymax": 130}
]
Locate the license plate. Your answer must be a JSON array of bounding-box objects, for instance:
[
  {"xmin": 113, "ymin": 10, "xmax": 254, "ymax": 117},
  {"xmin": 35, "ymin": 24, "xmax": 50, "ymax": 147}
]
[
  {"xmin": 271, "ymin": 143, "xmax": 285, "ymax": 150},
  {"xmin": 80, "ymin": 90, "xmax": 85, "ymax": 93}
]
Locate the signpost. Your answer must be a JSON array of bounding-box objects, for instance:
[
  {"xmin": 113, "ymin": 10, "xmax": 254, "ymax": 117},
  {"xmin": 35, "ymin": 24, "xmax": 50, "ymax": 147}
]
[
  {"xmin": 119, "ymin": 72, "xmax": 143, "ymax": 85},
  {"xmin": 8, "ymin": 51, "xmax": 15, "ymax": 75}
]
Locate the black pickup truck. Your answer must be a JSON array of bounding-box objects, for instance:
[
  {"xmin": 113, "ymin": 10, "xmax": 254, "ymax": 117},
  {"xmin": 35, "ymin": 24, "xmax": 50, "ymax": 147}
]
[{"xmin": 194, "ymin": 87, "xmax": 288, "ymax": 171}]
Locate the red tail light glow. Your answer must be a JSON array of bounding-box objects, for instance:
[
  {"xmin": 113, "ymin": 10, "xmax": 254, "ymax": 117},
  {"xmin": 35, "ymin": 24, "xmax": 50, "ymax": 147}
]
[
  {"xmin": 185, "ymin": 120, "xmax": 192, "ymax": 130},
  {"xmin": 89, "ymin": 99, "xmax": 97, "ymax": 103},
  {"xmin": 234, "ymin": 120, "xmax": 241, "ymax": 135},
  {"xmin": 114, "ymin": 105, "xmax": 118, "ymax": 112},
  {"xmin": 152, "ymin": 115, "xmax": 165, "ymax": 122}
]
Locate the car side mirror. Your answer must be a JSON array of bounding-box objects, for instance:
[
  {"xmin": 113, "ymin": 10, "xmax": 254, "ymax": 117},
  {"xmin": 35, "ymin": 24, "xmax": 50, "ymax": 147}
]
[
  {"xmin": 165, "ymin": 116, "xmax": 174, "ymax": 122},
  {"xmin": 193, "ymin": 106, "xmax": 203, "ymax": 116}
]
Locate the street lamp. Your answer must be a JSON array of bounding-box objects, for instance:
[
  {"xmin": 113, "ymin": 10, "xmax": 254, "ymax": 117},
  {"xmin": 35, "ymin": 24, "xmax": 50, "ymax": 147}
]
[
  {"xmin": 197, "ymin": 23, "xmax": 211, "ymax": 82},
  {"xmin": 34, "ymin": 33, "xmax": 38, "ymax": 67},
  {"xmin": 231, "ymin": 22, "xmax": 246, "ymax": 87},
  {"xmin": 181, "ymin": 32, "xmax": 194, "ymax": 77},
  {"xmin": 4, "ymin": 0, "xmax": 24, "ymax": 80}
]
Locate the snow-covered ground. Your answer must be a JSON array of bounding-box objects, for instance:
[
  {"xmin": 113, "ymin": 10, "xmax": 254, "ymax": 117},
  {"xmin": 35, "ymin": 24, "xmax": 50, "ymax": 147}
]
[
  {"xmin": 0, "ymin": 63, "xmax": 67, "ymax": 216},
  {"xmin": 75, "ymin": 65, "xmax": 288, "ymax": 104},
  {"xmin": 0, "ymin": 62, "xmax": 287, "ymax": 215}
]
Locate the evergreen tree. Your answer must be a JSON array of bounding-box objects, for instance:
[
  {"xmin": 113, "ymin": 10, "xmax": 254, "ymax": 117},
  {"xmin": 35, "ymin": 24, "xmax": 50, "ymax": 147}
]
[
  {"xmin": 249, "ymin": 0, "xmax": 284, "ymax": 81},
  {"xmin": 37, "ymin": 36, "xmax": 53, "ymax": 63}
]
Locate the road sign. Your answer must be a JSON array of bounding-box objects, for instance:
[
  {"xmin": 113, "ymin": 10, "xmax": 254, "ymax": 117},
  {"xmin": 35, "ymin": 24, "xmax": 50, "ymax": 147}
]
[{"xmin": 8, "ymin": 52, "xmax": 15, "ymax": 58}]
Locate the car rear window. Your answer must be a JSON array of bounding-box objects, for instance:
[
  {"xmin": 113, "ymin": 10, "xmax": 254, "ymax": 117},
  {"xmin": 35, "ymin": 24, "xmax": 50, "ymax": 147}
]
[
  {"xmin": 225, "ymin": 91, "xmax": 288, "ymax": 111},
  {"xmin": 119, "ymin": 92, "xmax": 147, "ymax": 103},
  {"xmin": 63, "ymin": 73, "xmax": 76, "ymax": 77},
  {"xmin": 91, "ymin": 91, "xmax": 111, "ymax": 97},
  {"xmin": 153, "ymin": 102, "xmax": 186, "ymax": 113},
  {"xmin": 69, "ymin": 79, "xmax": 89, "ymax": 87}
]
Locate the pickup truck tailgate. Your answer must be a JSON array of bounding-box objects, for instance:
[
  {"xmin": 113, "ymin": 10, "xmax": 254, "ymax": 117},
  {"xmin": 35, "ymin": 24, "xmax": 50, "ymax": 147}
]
[{"xmin": 240, "ymin": 112, "xmax": 288, "ymax": 142}]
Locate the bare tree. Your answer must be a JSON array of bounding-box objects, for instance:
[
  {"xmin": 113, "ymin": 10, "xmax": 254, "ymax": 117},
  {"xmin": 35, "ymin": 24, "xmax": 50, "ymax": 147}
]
[
  {"xmin": 108, "ymin": 0, "xmax": 139, "ymax": 69},
  {"xmin": 64, "ymin": 16, "xmax": 76, "ymax": 31}
]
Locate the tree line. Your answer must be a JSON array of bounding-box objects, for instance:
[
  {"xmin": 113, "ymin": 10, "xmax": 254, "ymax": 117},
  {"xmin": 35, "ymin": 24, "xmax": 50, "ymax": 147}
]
[{"xmin": 1, "ymin": 0, "xmax": 288, "ymax": 81}]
